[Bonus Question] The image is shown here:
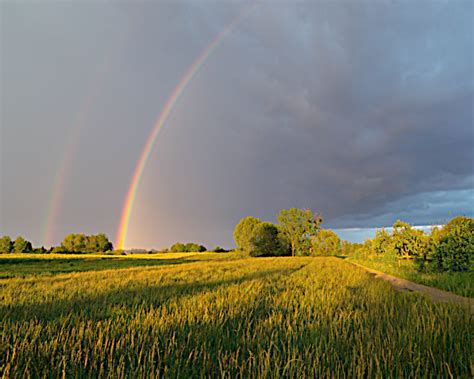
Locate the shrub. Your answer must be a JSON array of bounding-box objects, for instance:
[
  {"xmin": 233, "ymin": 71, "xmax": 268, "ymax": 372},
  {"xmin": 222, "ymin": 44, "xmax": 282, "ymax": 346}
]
[
  {"xmin": 434, "ymin": 218, "xmax": 473, "ymax": 272},
  {"xmin": 212, "ymin": 246, "xmax": 227, "ymax": 253}
]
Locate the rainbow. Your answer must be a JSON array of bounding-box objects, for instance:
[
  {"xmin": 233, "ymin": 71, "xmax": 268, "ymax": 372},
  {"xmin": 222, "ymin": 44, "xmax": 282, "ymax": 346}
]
[
  {"xmin": 115, "ymin": 5, "xmax": 255, "ymax": 250},
  {"xmin": 42, "ymin": 58, "xmax": 111, "ymax": 247}
]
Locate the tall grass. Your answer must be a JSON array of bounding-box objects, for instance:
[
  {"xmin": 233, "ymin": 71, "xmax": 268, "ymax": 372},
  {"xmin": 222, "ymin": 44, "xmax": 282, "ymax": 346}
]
[
  {"xmin": 348, "ymin": 252, "xmax": 474, "ymax": 297},
  {"xmin": 0, "ymin": 256, "xmax": 471, "ymax": 377}
]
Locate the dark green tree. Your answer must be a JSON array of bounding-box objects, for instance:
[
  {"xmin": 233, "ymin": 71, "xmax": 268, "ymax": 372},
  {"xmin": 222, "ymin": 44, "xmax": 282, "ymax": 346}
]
[
  {"xmin": 434, "ymin": 217, "xmax": 473, "ymax": 272},
  {"xmin": 249, "ymin": 222, "xmax": 288, "ymax": 257}
]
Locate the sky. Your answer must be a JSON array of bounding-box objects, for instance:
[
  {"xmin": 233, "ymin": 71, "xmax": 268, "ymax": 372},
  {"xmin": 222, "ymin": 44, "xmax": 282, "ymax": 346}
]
[{"xmin": 1, "ymin": 0, "xmax": 473, "ymax": 249}]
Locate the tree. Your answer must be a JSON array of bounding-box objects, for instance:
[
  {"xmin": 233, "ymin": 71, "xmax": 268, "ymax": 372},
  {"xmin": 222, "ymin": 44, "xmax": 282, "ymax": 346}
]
[
  {"xmin": 434, "ymin": 217, "xmax": 473, "ymax": 272},
  {"xmin": 95, "ymin": 233, "xmax": 113, "ymax": 252},
  {"xmin": 373, "ymin": 228, "xmax": 391, "ymax": 255},
  {"xmin": 233, "ymin": 216, "xmax": 262, "ymax": 253},
  {"xmin": 86, "ymin": 235, "xmax": 98, "ymax": 252},
  {"xmin": 61, "ymin": 233, "xmax": 87, "ymax": 253},
  {"xmin": 391, "ymin": 220, "xmax": 427, "ymax": 259},
  {"xmin": 61, "ymin": 233, "xmax": 75, "ymax": 252},
  {"xmin": 184, "ymin": 243, "xmax": 206, "ymax": 252},
  {"xmin": 277, "ymin": 208, "xmax": 322, "ymax": 256},
  {"xmin": 73, "ymin": 234, "xmax": 87, "ymax": 252},
  {"xmin": 311, "ymin": 229, "xmax": 341, "ymax": 256},
  {"xmin": 0, "ymin": 236, "xmax": 13, "ymax": 253},
  {"xmin": 249, "ymin": 222, "xmax": 288, "ymax": 257},
  {"xmin": 13, "ymin": 236, "xmax": 32, "ymax": 253},
  {"xmin": 170, "ymin": 242, "xmax": 186, "ymax": 252}
]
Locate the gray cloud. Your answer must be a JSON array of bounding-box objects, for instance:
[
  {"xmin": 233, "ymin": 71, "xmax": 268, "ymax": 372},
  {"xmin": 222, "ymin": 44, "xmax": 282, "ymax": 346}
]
[{"xmin": 1, "ymin": 1, "xmax": 473, "ymax": 248}]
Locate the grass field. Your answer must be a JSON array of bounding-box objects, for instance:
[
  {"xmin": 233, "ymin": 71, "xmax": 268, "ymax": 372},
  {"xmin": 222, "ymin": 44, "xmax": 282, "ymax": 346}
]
[
  {"xmin": 348, "ymin": 254, "xmax": 474, "ymax": 298},
  {"xmin": 0, "ymin": 254, "xmax": 471, "ymax": 377}
]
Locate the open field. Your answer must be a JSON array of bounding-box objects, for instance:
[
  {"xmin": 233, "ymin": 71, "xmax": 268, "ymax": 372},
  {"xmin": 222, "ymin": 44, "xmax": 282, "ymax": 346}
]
[
  {"xmin": 0, "ymin": 254, "xmax": 471, "ymax": 377},
  {"xmin": 0, "ymin": 252, "xmax": 232, "ymax": 279}
]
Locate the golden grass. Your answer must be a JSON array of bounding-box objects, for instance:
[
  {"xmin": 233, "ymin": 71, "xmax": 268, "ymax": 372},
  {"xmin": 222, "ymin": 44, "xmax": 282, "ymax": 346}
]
[{"xmin": 0, "ymin": 255, "xmax": 471, "ymax": 377}]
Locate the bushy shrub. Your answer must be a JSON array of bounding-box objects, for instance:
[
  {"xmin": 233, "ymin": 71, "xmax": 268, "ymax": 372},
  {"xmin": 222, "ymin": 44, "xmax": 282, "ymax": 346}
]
[
  {"xmin": 434, "ymin": 218, "xmax": 473, "ymax": 272},
  {"xmin": 212, "ymin": 246, "xmax": 227, "ymax": 253}
]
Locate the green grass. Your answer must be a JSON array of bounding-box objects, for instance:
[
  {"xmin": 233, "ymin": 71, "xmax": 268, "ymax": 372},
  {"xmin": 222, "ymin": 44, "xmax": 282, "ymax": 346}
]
[
  {"xmin": 0, "ymin": 252, "xmax": 233, "ymax": 278},
  {"xmin": 0, "ymin": 254, "xmax": 471, "ymax": 377},
  {"xmin": 348, "ymin": 253, "xmax": 474, "ymax": 298}
]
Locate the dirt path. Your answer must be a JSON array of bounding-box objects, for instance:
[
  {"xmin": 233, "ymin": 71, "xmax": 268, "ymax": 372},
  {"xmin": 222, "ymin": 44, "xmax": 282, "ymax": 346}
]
[{"xmin": 349, "ymin": 261, "xmax": 474, "ymax": 315}]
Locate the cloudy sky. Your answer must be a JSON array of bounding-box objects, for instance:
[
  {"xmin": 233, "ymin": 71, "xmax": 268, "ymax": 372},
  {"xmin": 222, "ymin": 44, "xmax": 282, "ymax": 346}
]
[{"xmin": 1, "ymin": 0, "xmax": 473, "ymax": 248}]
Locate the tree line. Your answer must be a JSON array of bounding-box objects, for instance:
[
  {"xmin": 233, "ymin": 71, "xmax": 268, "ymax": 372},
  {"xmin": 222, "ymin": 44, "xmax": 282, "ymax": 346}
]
[
  {"xmin": 0, "ymin": 233, "xmax": 113, "ymax": 254},
  {"xmin": 359, "ymin": 216, "xmax": 473, "ymax": 272},
  {"xmin": 1, "ymin": 212, "xmax": 472, "ymax": 271},
  {"xmin": 233, "ymin": 208, "xmax": 344, "ymax": 257},
  {"xmin": 233, "ymin": 209, "xmax": 473, "ymax": 272}
]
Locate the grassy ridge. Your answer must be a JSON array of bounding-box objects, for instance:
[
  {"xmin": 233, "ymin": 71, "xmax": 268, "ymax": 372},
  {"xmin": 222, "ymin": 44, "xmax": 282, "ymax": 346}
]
[{"xmin": 0, "ymin": 255, "xmax": 471, "ymax": 377}]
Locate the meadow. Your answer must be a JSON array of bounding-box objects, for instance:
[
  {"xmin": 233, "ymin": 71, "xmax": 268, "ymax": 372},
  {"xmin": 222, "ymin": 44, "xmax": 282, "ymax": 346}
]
[{"xmin": 0, "ymin": 253, "xmax": 471, "ymax": 378}]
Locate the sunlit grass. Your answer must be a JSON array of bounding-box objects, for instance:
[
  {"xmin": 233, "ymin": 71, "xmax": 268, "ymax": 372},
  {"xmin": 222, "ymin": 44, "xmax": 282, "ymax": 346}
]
[
  {"xmin": 0, "ymin": 256, "xmax": 471, "ymax": 377},
  {"xmin": 348, "ymin": 254, "xmax": 474, "ymax": 297},
  {"xmin": 0, "ymin": 252, "xmax": 234, "ymax": 278}
]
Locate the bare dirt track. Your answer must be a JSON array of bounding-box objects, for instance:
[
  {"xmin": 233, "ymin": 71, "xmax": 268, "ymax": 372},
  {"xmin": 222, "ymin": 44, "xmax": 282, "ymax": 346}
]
[{"xmin": 350, "ymin": 261, "xmax": 474, "ymax": 315}]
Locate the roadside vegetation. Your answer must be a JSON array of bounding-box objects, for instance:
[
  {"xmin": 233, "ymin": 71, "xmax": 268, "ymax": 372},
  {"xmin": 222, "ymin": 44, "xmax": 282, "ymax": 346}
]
[
  {"xmin": 0, "ymin": 256, "xmax": 470, "ymax": 377},
  {"xmin": 348, "ymin": 217, "xmax": 473, "ymax": 297}
]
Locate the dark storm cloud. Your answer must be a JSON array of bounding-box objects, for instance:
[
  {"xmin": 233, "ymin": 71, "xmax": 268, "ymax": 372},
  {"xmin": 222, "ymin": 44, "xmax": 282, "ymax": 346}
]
[{"xmin": 1, "ymin": 1, "xmax": 473, "ymax": 247}]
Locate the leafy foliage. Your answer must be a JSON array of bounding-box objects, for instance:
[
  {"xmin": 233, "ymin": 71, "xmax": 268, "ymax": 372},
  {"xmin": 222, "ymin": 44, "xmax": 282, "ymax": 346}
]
[
  {"xmin": 248, "ymin": 222, "xmax": 289, "ymax": 257},
  {"xmin": 390, "ymin": 220, "xmax": 428, "ymax": 259},
  {"xmin": 372, "ymin": 228, "xmax": 391, "ymax": 255},
  {"xmin": 13, "ymin": 236, "xmax": 32, "ymax": 253},
  {"xmin": 61, "ymin": 233, "xmax": 113, "ymax": 253},
  {"xmin": 434, "ymin": 217, "xmax": 473, "ymax": 272},
  {"xmin": 310, "ymin": 229, "xmax": 341, "ymax": 256},
  {"xmin": 170, "ymin": 242, "xmax": 207, "ymax": 252},
  {"xmin": 277, "ymin": 208, "xmax": 323, "ymax": 256},
  {"xmin": 0, "ymin": 236, "xmax": 13, "ymax": 253},
  {"xmin": 233, "ymin": 216, "xmax": 262, "ymax": 253}
]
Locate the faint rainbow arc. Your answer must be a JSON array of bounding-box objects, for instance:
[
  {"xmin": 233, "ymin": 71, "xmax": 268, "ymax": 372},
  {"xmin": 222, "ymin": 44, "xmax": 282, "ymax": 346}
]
[
  {"xmin": 42, "ymin": 57, "xmax": 111, "ymax": 247},
  {"xmin": 115, "ymin": 6, "xmax": 253, "ymax": 250}
]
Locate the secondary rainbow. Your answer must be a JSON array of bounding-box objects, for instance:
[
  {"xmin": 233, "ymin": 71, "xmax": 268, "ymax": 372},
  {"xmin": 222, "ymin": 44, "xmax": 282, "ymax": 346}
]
[
  {"xmin": 115, "ymin": 6, "xmax": 254, "ymax": 250},
  {"xmin": 42, "ymin": 57, "xmax": 112, "ymax": 247}
]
